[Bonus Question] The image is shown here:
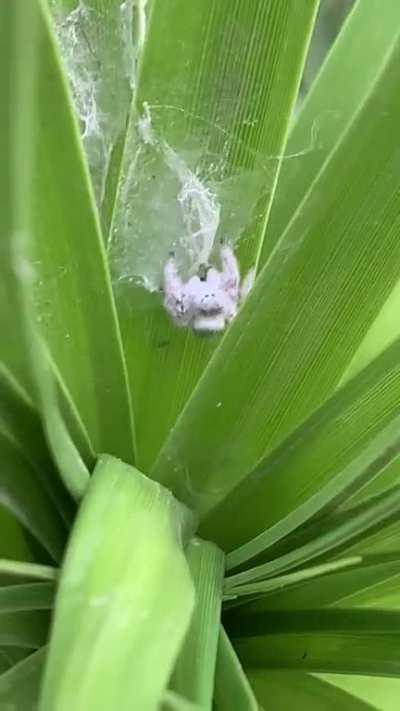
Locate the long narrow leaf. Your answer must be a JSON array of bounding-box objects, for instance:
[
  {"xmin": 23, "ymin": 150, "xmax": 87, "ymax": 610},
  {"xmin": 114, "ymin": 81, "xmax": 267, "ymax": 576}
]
[
  {"xmin": 40, "ymin": 455, "xmax": 195, "ymax": 711},
  {"xmin": 0, "ymin": 647, "xmax": 30, "ymax": 675},
  {"xmin": 0, "ymin": 561, "xmax": 57, "ymax": 584},
  {"xmin": 162, "ymin": 690, "xmax": 200, "ymax": 711},
  {"xmin": 0, "ymin": 0, "xmax": 91, "ymax": 481},
  {"xmin": 213, "ymin": 627, "xmax": 259, "ymax": 711},
  {"xmin": 226, "ymin": 557, "xmax": 362, "ymax": 601},
  {"xmin": 0, "ymin": 1, "xmax": 34, "ymax": 398},
  {"xmin": 226, "ymin": 480, "xmax": 400, "ymax": 587},
  {"xmin": 109, "ymin": 0, "xmax": 319, "ymax": 470},
  {"xmin": 171, "ymin": 539, "xmax": 224, "ymax": 710},
  {"xmin": 13, "ymin": 0, "xmax": 135, "ymax": 464},
  {"xmin": 0, "ymin": 584, "xmax": 54, "ymax": 614},
  {"xmin": 227, "ymin": 608, "xmax": 400, "ymax": 639},
  {"xmin": 152, "ymin": 30, "xmax": 400, "ymax": 519},
  {"xmin": 342, "ymin": 282, "xmax": 400, "ymax": 387},
  {"xmin": 318, "ymin": 673, "xmax": 400, "ymax": 711},
  {"xmin": 0, "ymin": 648, "xmax": 47, "ymax": 711},
  {"xmin": 247, "ymin": 670, "xmax": 377, "ymax": 711},
  {"xmin": 332, "ymin": 568, "xmax": 400, "ymax": 611},
  {"xmin": 8, "ymin": 0, "xmax": 93, "ymax": 499},
  {"xmin": 262, "ymin": 0, "xmax": 400, "ymax": 262},
  {"xmin": 0, "ymin": 612, "xmax": 49, "ymax": 649},
  {"xmin": 232, "ymin": 610, "xmax": 400, "ymax": 677},
  {"xmin": 28, "ymin": 336, "xmax": 91, "ymax": 500},
  {"xmin": 203, "ymin": 336, "xmax": 400, "ymax": 558},
  {"xmin": 0, "ymin": 363, "xmax": 74, "ymax": 526},
  {"xmin": 0, "ymin": 506, "xmax": 34, "ymax": 563},
  {"xmin": 242, "ymin": 556, "xmax": 400, "ymax": 612},
  {"xmin": 50, "ymin": 0, "xmax": 136, "ymax": 230},
  {"xmin": 0, "ymin": 432, "xmax": 66, "ymax": 562}
]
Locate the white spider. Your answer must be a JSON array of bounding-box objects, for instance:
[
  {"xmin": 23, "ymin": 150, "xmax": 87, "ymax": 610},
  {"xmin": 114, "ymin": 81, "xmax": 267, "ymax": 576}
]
[{"xmin": 163, "ymin": 245, "xmax": 255, "ymax": 333}]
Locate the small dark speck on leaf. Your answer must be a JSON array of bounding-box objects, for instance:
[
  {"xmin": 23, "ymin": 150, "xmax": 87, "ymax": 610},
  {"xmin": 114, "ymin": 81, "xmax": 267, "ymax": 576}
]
[
  {"xmin": 157, "ymin": 340, "xmax": 170, "ymax": 349},
  {"xmin": 301, "ymin": 650, "xmax": 308, "ymax": 660}
]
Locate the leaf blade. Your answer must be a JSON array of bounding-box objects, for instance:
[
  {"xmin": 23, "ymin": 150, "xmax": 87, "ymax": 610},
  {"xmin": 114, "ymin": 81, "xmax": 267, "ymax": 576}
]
[
  {"xmin": 0, "ymin": 363, "xmax": 74, "ymax": 526},
  {"xmin": 40, "ymin": 456, "xmax": 195, "ymax": 711},
  {"xmin": 213, "ymin": 627, "xmax": 259, "ymax": 711},
  {"xmin": 203, "ymin": 336, "xmax": 400, "ymax": 562},
  {"xmin": 171, "ymin": 539, "xmax": 224, "ymax": 710},
  {"xmin": 247, "ymin": 670, "xmax": 377, "ymax": 711},
  {"xmin": 152, "ymin": 30, "xmax": 400, "ymax": 519},
  {"xmin": 109, "ymin": 0, "xmax": 319, "ymax": 470},
  {"xmin": 0, "ymin": 431, "xmax": 67, "ymax": 562},
  {"xmin": 262, "ymin": 0, "xmax": 400, "ymax": 262},
  {"xmin": 13, "ymin": 0, "xmax": 135, "ymax": 464},
  {"xmin": 0, "ymin": 584, "xmax": 55, "ymax": 614},
  {"xmin": 0, "ymin": 648, "xmax": 47, "ymax": 711}
]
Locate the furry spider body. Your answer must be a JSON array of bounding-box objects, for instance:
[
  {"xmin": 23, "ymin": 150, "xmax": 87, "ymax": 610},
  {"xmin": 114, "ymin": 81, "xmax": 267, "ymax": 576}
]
[{"xmin": 163, "ymin": 246, "xmax": 254, "ymax": 333}]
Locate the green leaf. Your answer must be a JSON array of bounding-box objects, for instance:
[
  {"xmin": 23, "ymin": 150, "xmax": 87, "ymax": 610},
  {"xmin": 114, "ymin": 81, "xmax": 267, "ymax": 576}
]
[
  {"xmin": 238, "ymin": 630, "xmax": 400, "ymax": 676},
  {"xmin": 27, "ymin": 337, "xmax": 91, "ymax": 501},
  {"xmin": 272, "ymin": 0, "xmax": 400, "ymax": 390},
  {"xmin": 341, "ymin": 282, "xmax": 400, "ymax": 387},
  {"xmin": 0, "ymin": 561, "xmax": 58, "ymax": 584},
  {"xmin": 0, "ymin": 612, "xmax": 50, "ymax": 649},
  {"xmin": 0, "ymin": 507, "xmax": 34, "ymax": 563},
  {"xmin": 162, "ymin": 690, "xmax": 200, "ymax": 711},
  {"xmin": 12, "ymin": 0, "xmax": 135, "ymax": 464},
  {"xmin": 171, "ymin": 539, "xmax": 224, "ymax": 710},
  {"xmin": 0, "ymin": 647, "xmax": 30, "ymax": 675},
  {"xmin": 332, "ymin": 566, "xmax": 400, "ymax": 612},
  {"xmin": 0, "ymin": 648, "xmax": 47, "ymax": 711},
  {"xmin": 225, "ymin": 557, "xmax": 362, "ymax": 601},
  {"xmin": 6, "ymin": 0, "xmax": 92, "ymax": 500},
  {"xmin": 227, "ymin": 607, "xmax": 400, "ymax": 638},
  {"xmin": 254, "ymin": 493, "xmax": 400, "ymax": 575},
  {"xmin": 203, "ymin": 337, "xmax": 400, "ymax": 559},
  {"xmin": 0, "ymin": 431, "xmax": 67, "ymax": 562},
  {"xmin": 213, "ymin": 627, "xmax": 258, "ymax": 711},
  {"xmin": 152, "ymin": 28, "xmax": 400, "ymax": 519},
  {"xmin": 262, "ymin": 0, "xmax": 400, "ymax": 262},
  {"xmin": 338, "ymin": 508, "xmax": 400, "ymax": 562},
  {"xmin": 40, "ymin": 455, "xmax": 195, "ymax": 711},
  {"xmin": 0, "ymin": 0, "xmax": 90, "ymax": 477},
  {"xmin": 0, "ymin": 584, "xmax": 54, "ymax": 614},
  {"xmin": 240, "ymin": 557, "xmax": 400, "ymax": 612},
  {"xmin": 0, "ymin": 1, "xmax": 34, "ymax": 398},
  {"xmin": 109, "ymin": 0, "xmax": 319, "ymax": 470},
  {"xmin": 226, "ymin": 480, "xmax": 400, "ymax": 587},
  {"xmin": 49, "ymin": 0, "xmax": 136, "ymax": 231},
  {"xmin": 0, "ymin": 363, "xmax": 74, "ymax": 526},
  {"xmin": 231, "ymin": 609, "xmax": 400, "ymax": 676},
  {"xmin": 317, "ymin": 674, "xmax": 400, "ymax": 711},
  {"xmin": 247, "ymin": 670, "xmax": 376, "ymax": 711},
  {"xmin": 341, "ymin": 459, "xmax": 400, "ymax": 512}
]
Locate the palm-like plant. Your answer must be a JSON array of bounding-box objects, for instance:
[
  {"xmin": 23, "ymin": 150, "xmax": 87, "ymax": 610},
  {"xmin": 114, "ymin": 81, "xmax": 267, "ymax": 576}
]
[{"xmin": 1, "ymin": 0, "xmax": 400, "ymax": 708}]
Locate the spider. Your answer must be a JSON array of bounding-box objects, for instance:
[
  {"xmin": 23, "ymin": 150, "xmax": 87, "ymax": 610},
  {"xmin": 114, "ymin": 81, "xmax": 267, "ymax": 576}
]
[{"xmin": 163, "ymin": 245, "xmax": 255, "ymax": 333}]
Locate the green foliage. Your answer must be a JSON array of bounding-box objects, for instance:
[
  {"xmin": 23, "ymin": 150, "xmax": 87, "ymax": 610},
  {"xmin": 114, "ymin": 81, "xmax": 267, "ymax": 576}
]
[
  {"xmin": 2, "ymin": 0, "xmax": 400, "ymax": 708},
  {"xmin": 40, "ymin": 456, "xmax": 195, "ymax": 710}
]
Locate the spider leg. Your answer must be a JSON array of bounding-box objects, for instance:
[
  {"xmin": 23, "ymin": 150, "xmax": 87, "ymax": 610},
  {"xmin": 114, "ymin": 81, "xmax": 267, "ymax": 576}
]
[
  {"xmin": 220, "ymin": 245, "xmax": 240, "ymax": 300},
  {"xmin": 163, "ymin": 257, "xmax": 192, "ymax": 326},
  {"xmin": 164, "ymin": 256, "xmax": 184, "ymax": 295},
  {"xmin": 240, "ymin": 267, "xmax": 256, "ymax": 303},
  {"xmin": 220, "ymin": 292, "xmax": 237, "ymax": 323}
]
